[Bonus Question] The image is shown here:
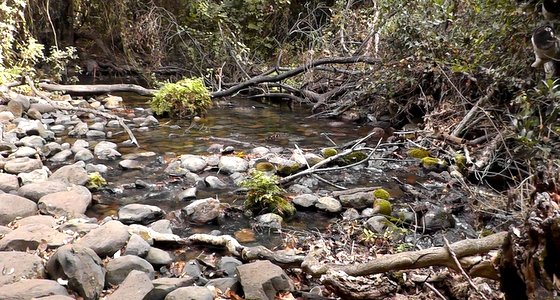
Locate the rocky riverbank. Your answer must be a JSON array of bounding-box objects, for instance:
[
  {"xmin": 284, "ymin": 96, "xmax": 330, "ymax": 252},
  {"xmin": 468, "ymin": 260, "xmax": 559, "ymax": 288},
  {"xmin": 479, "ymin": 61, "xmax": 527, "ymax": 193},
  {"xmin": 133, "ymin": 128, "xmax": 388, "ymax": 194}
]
[{"xmin": 0, "ymin": 84, "xmax": 505, "ymax": 299}]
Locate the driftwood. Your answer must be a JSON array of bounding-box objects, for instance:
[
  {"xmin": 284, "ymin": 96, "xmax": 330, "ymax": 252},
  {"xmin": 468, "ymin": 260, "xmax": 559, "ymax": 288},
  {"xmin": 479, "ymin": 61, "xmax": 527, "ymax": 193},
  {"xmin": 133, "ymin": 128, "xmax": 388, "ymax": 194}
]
[
  {"xmin": 302, "ymin": 232, "xmax": 506, "ymax": 278},
  {"xmin": 211, "ymin": 56, "xmax": 380, "ymax": 99},
  {"xmin": 38, "ymin": 82, "xmax": 157, "ymax": 96}
]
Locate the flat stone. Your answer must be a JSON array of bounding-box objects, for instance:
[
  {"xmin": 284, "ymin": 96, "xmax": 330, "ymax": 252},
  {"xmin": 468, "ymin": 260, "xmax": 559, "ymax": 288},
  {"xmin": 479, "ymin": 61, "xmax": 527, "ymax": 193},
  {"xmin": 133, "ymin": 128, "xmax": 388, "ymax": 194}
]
[
  {"xmin": 38, "ymin": 185, "xmax": 92, "ymax": 218},
  {"xmin": 86, "ymin": 130, "xmax": 106, "ymax": 138},
  {"xmin": 180, "ymin": 155, "xmax": 207, "ymax": 173},
  {"xmin": 20, "ymin": 135, "xmax": 46, "ymax": 148},
  {"xmin": 58, "ymin": 218, "xmax": 99, "ymax": 235},
  {"xmin": 218, "ymin": 156, "xmax": 248, "ymax": 174},
  {"xmin": 17, "ymin": 167, "xmax": 50, "ymax": 185},
  {"xmin": 255, "ymin": 213, "xmax": 283, "ymax": 229},
  {"xmin": 106, "ymin": 255, "xmax": 155, "ymax": 286},
  {"xmin": 204, "ymin": 176, "xmax": 227, "ymax": 189},
  {"xmin": 144, "ymin": 247, "xmax": 173, "ymax": 265},
  {"xmin": 0, "ymin": 173, "xmax": 19, "ymax": 192},
  {"xmin": 4, "ymin": 157, "xmax": 43, "ymax": 174},
  {"xmin": 74, "ymin": 149, "xmax": 94, "ymax": 161},
  {"xmin": 13, "ymin": 146, "xmax": 38, "ymax": 157},
  {"xmin": 119, "ymin": 159, "xmax": 144, "ymax": 170},
  {"xmin": 118, "ymin": 204, "xmax": 164, "ymax": 225},
  {"xmin": 0, "ymin": 223, "xmax": 71, "ymax": 251},
  {"xmin": 124, "ymin": 234, "xmax": 151, "ymax": 257},
  {"xmin": 48, "ymin": 149, "xmax": 73, "ymax": 162},
  {"xmin": 18, "ymin": 180, "xmax": 69, "ymax": 202},
  {"xmin": 315, "ymin": 196, "xmax": 342, "ymax": 213},
  {"xmin": 148, "ymin": 219, "xmax": 173, "ymax": 234},
  {"xmin": 77, "ymin": 220, "xmax": 130, "ymax": 257},
  {"xmin": 292, "ymin": 194, "xmax": 319, "ymax": 208},
  {"xmin": 0, "ymin": 193, "xmax": 38, "ymax": 225},
  {"xmin": 0, "ymin": 279, "xmax": 69, "ymax": 299},
  {"xmin": 46, "ymin": 244, "xmax": 105, "ymax": 300},
  {"xmin": 237, "ymin": 260, "xmax": 294, "ymax": 300},
  {"xmin": 183, "ymin": 198, "xmax": 222, "ymax": 224},
  {"xmin": 15, "ymin": 215, "xmax": 57, "ymax": 227},
  {"xmin": 338, "ymin": 192, "xmax": 375, "ymax": 209},
  {"xmin": 0, "ymin": 251, "xmax": 45, "ymax": 285},
  {"xmin": 107, "ymin": 270, "xmax": 153, "ymax": 300},
  {"xmin": 144, "ymin": 277, "xmax": 196, "ymax": 300}
]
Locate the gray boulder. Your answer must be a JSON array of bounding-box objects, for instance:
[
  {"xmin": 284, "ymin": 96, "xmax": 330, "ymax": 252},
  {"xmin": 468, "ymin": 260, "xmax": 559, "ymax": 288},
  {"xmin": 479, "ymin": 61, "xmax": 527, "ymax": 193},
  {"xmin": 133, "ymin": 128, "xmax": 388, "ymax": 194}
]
[
  {"xmin": 237, "ymin": 260, "xmax": 294, "ymax": 300},
  {"xmin": 38, "ymin": 185, "xmax": 92, "ymax": 218},
  {"xmin": 18, "ymin": 180, "xmax": 70, "ymax": 202},
  {"xmin": 292, "ymin": 194, "xmax": 319, "ymax": 208},
  {"xmin": 0, "ymin": 251, "xmax": 45, "ymax": 285},
  {"xmin": 338, "ymin": 191, "xmax": 375, "ymax": 209},
  {"xmin": 118, "ymin": 204, "xmax": 164, "ymax": 225},
  {"xmin": 315, "ymin": 196, "xmax": 342, "ymax": 213},
  {"xmin": 107, "ymin": 270, "xmax": 154, "ymax": 300},
  {"xmin": 0, "ymin": 223, "xmax": 70, "ymax": 251},
  {"xmin": 49, "ymin": 164, "xmax": 89, "ymax": 185},
  {"xmin": 0, "ymin": 279, "xmax": 69, "ymax": 299},
  {"xmin": 144, "ymin": 277, "xmax": 196, "ymax": 300},
  {"xmin": 4, "ymin": 157, "xmax": 42, "ymax": 174},
  {"xmin": 46, "ymin": 244, "xmax": 105, "ymax": 300},
  {"xmin": 164, "ymin": 286, "xmax": 213, "ymax": 300},
  {"xmin": 144, "ymin": 247, "xmax": 173, "ymax": 266},
  {"xmin": 218, "ymin": 156, "xmax": 248, "ymax": 174},
  {"xmin": 183, "ymin": 198, "xmax": 222, "ymax": 224},
  {"xmin": 0, "ymin": 193, "xmax": 38, "ymax": 225},
  {"xmin": 105, "ymin": 255, "xmax": 155, "ymax": 286},
  {"xmin": 77, "ymin": 220, "xmax": 130, "ymax": 257},
  {"xmin": 180, "ymin": 155, "xmax": 207, "ymax": 173},
  {"xmin": 124, "ymin": 234, "xmax": 151, "ymax": 257}
]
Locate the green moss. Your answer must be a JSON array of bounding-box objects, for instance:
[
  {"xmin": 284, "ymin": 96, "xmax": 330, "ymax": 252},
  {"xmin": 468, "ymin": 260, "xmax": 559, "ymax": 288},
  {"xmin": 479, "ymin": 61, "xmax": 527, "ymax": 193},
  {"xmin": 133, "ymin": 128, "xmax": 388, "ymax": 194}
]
[
  {"xmin": 276, "ymin": 162, "xmax": 301, "ymax": 176},
  {"xmin": 241, "ymin": 170, "xmax": 296, "ymax": 218},
  {"xmin": 254, "ymin": 161, "xmax": 275, "ymax": 172},
  {"xmin": 321, "ymin": 148, "xmax": 338, "ymax": 158},
  {"xmin": 86, "ymin": 172, "xmax": 107, "ymax": 190},
  {"xmin": 338, "ymin": 151, "xmax": 367, "ymax": 165},
  {"xmin": 150, "ymin": 77, "xmax": 212, "ymax": 119},
  {"xmin": 454, "ymin": 153, "xmax": 466, "ymax": 170},
  {"xmin": 373, "ymin": 188, "xmax": 391, "ymax": 200},
  {"xmin": 373, "ymin": 199, "xmax": 392, "ymax": 216},
  {"xmin": 421, "ymin": 157, "xmax": 447, "ymax": 171},
  {"xmin": 407, "ymin": 148, "xmax": 430, "ymax": 159}
]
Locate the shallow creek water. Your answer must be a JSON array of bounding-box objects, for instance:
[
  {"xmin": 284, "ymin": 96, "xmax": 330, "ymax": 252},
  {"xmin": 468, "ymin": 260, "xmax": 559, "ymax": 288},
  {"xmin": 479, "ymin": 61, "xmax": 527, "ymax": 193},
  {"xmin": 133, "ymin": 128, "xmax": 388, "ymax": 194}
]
[{"xmin": 70, "ymin": 92, "xmax": 398, "ymax": 246}]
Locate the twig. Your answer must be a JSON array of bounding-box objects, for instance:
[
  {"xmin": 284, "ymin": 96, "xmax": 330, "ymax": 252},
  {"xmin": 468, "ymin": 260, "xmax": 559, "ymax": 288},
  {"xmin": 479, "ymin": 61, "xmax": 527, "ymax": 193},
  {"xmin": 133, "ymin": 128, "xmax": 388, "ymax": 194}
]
[
  {"xmin": 24, "ymin": 76, "xmax": 139, "ymax": 147},
  {"xmin": 424, "ymin": 282, "xmax": 448, "ymax": 300},
  {"xmin": 443, "ymin": 237, "xmax": 489, "ymax": 300}
]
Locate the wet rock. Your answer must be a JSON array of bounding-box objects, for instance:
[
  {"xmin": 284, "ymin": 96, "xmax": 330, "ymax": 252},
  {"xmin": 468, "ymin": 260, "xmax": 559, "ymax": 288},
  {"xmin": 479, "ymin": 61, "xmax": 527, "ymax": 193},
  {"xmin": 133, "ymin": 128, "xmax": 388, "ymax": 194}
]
[
  {"xmin": 27, "ymin": 107, "xmax": 42, "ymax": 120},
  {"xmin": 86, "ymin": 129, "xmax": 106, "ymax": 138},
  {"xmin": 85, "ymin": 163, "xmax": 108, "ymax": 173},
  {"xmin": 144, "ymin": 247, "xmax": 173, "ymax": 265},
  {"xmin": 148, "ymin": 219, "xmax": 173, "ymax": 234},
  {"xmin": 204, "ymin": 154, "xmax": 220, "ymax": 167},
  {"xmin": 107, "ymin": 270, "xmax": 154, "ymax": 300},
  {"xmin": 42, "ymin": 142, "xmax": 62, "ymax": 157},
  {"xmin": 58, "ymin": 218, "xmax": 99, "ymax": 235},
  {"xmin": 124, "ymin": 234, "xmax": 151, "ymax": 257},
  {"xmin": 0, "ymin": 111, "xmax": 15, "ymax": 122},
  {"xmin": 20, "ymin": 135, "xmax": 46, "ymax": 148},
  {"xmin": 104, "ymin": 95, "xmax": 123, "ymax": 109},
  {"xmin": 46, "ymin": 244, "xmax": 105, "ymax": 300},
  {"xmin": 50, "ymin": 164, "xmax": 89, "ymax": 185},
  {"xmin": 179, "ymin": 187, "xmax": 197, "ymax": 200},
  {"xmin": 94, "ymin": 141, "xmax": 120, "ymax": 160},
  {"xmin": 13, "ymin": 146, "xmax": 37, "ymax": 157},
  {"xmin": 18, "ymin": 167, "xmax": 50, "ymax": 185},
  {"xmin": 49, "ymin": 124, "xmax": 66, "ymax": 134},
  {"xmin": 145, "ymin": 277, "xmax": 197, "ymax": 300},
  {"xmin": 77, "ymin": 220, "xmax": 130, "ymax": 257},
  {"xmin": 206, "ymin": 277, "xmax": 241, "ymax": 294},
  {"xmin": 365, "ymin": 216, "xmax": 392, "ymax": 233},
  {"xmin": 141, "ymin": 115, "xmax": 159, "ymax": 126},
  {"xmin": 204, "ymin": 175, "xmax": 227, "ymax": 189},
  {"xmin": 15, "ymin": 215, "xmax": 57, "ymax": 227},
  {"xmin": 119, "ymin": 159, "xmax": 144, "ymax": 170},
  {"xmin": 218, "ymin": 256, "xmax": 242, "ymax": 277},
  {"xmin": 342, "ymin": 208, "xmax": 361, "ymax": 220},
  {"xmin": 30, "ymin": 102, "xmax": 55, "ymax": 113},
  {"xmin": 0, "ymin": 193, "xmax": 38, "ymax": 225},
  {"xmin": 18, "ymin": 180, "xmax": 69, "ymax": 202},
  {"xmin": 180, "ymin": 154, "xmax": 207, "ymax": 173},
  {"xmin": 164, "ymin": 286, "xmax": 213, "ymax": 300},
  {"xmin": 0, "ymin": 224, "xmax": 71, "ymax": 251},
  {"xmin": 338, "ymin": 191, "xmax": 375, "ymax": 209},
  {"xmin": 292, "ymin": 194, "xmax": 319, "ymax": 208},
  {"xmin": 7, "ymin": 100, "xmax": 23, "ymax": 118},
  {"xmin": 218, "ymin": 156, "xmax": 248, "ymax": 174},
  {"xmin": 237, "ymin": 260, "xmax": 294, "ymax": 300},
  {"xmin": 89, "ymin": 122, "xmax": 105, "ymax": 131},
  {"xmin": 423, "ymin": 207, "xmax": 455, "ymax": 232},
  {"xmin": 74, "ymin": 148, "xmax": 94, "ymax": 161},
  {"xmin": 106, "ymin": 255, "xmax": 155, "ymax": 286},
  {"xmin": 164, "ymin": 160, "xmax": 188, "ymax": 176},
  {"xmin": 49, "ymin": 149, "xmax": 73, "ymax": 162},
  {"xmin": 316, "ymin": 196, "xmax": 342, "ymax": 213},
  {"xmin": 183, "ymin": 198, "xmax": 222, "ymax": 224},
  {"xmin": 4, "ymin": 157, "xmax": 42, "ymax": 174},
  {"xmin": 71, "ymin": 139, "xmax": 90, "ymax": 152},
  {"xmin": 255, "ymin": 213, "xmax": 283, "ymax": 229},
  {"xmin": 38, "ymin": 185, "xmax": 92, "ymax": 218},
  {"xmin": 118, "ymin": 204, "xmax": 164, "ymax": 225},
  {"xmin": 0, "ymin": 251, "xmax": 45, "ymax": 285},
  {"xmin": 251, "ymin": 146, "xmax": 270, "ymax": 156},
  {"xmin": 0, "ymin": 279, "xmax": 69, "ymax": 299},
  {"xmin": 0, "ymin": 173, "xmax": 19, "ymax": 192}
]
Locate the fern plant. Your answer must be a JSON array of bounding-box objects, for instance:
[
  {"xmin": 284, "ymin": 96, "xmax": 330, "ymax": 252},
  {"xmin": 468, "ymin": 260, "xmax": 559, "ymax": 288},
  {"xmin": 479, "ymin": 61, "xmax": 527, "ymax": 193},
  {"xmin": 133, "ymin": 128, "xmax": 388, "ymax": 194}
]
[
  {"xmin": 150, "ymin": 77, "xmax": 212, "ymax": 119},
  {"xmin": 241, "ymin": 170, "xmax": 296, "ymax": 218}
]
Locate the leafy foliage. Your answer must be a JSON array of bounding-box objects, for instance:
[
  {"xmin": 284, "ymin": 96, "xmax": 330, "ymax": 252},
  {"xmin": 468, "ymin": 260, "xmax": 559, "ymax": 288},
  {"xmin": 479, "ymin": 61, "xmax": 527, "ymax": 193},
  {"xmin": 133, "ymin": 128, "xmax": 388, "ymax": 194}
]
[
  {"xmin": 241, "ymin": 170, "xmax": 296, "ymax": 218},
  {"xmin": 150, "ymin": 77, "xmax": 212, "ymax": 119}
]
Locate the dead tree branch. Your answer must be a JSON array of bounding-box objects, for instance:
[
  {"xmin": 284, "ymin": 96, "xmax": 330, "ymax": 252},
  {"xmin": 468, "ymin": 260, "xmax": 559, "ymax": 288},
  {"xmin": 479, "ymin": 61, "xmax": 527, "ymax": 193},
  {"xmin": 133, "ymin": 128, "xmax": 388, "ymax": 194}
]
[{"xmin": 38, "ymin": 82, "xmax": 157, "ymax": 96}]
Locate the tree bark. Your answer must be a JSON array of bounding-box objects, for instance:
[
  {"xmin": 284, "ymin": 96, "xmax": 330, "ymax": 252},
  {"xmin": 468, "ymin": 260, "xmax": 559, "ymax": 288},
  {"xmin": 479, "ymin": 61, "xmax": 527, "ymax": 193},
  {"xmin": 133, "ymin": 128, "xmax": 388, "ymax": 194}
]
[{"xmin": 38, "ymin": 82, "xmax": 156, "ymax": 96}]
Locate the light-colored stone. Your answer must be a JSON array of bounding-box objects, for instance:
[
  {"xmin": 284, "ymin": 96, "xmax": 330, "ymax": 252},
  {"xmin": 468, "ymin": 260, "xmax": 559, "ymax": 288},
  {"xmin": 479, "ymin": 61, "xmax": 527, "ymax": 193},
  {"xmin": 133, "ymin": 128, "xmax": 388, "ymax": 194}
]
[
  {"xmin": 0, "ymin": 279, "xmax": 69, "ymax": 299},
  {"xmin": 77, "ymin": 220, "xmax": 130, "ymax": 257},
  {"xmin": 0, "ymin": 251, "xmax": 45, "ymax": 285},
  {"xmin": 0, "ymin": 193, "xmax": 38, "ymax": 225}
]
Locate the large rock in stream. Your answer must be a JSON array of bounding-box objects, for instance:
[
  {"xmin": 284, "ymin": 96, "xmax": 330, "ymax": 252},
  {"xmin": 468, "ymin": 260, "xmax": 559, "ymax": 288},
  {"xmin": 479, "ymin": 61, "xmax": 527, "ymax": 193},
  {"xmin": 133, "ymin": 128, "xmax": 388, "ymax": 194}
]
[
  {"xmin": 38, "ymin": 185, "xmax": 92, "ymax": 218},
  {"xmin": 237, "ymin": 260, "xmax": 294, "ymax": 300},
  {"xmin": 0, "ymin": 193, "xmax": 38, "ymax": 225},
  {"xmin": 46, "ymin": 244, "xmax": 105, "ymax": 300},
  {"xmin": 0, "ymin": 279, "xmax": 69, "ymax": 299},
  {"xmin": 118, "ymin": 203, "xmax": 164, "ymax": 225},
  {"xmin": 0, "ymin": 251, "xmax": 45, "ymax": 285},
  {"xmin": 76, "ymin": 220, "xmax": 130, "ymax": 257}
]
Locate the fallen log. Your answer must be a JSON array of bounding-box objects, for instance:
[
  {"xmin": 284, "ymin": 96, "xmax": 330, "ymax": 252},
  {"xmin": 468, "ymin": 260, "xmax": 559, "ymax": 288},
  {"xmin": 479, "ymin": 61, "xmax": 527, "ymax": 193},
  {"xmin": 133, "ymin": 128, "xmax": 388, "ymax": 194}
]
[{"xmin": 38, "ymin": 82, "xmax": 157, "ymax": 96}]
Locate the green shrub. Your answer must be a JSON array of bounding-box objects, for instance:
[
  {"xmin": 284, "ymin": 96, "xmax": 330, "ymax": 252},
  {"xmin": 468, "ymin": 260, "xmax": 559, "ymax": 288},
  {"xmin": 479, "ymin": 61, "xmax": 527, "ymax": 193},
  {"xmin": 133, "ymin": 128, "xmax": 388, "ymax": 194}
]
[
  {"xmin": 150, "ymin": 77, "xmax": 212, "ymax": 119},
  {"xmin": 241, "ymin": 170, "xmax": 296, "ymax": 218}
]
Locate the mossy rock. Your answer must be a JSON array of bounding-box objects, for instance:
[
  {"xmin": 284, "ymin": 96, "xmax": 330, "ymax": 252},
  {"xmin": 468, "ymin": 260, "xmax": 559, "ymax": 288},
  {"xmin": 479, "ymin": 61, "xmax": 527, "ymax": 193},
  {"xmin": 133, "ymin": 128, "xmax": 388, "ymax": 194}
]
[
  {"xmin": 373, "ymin": 188, "xmax": 391, "ymax": 200},
  {"xmin": 276, "ymin": 162, "xmax": 302, "ymax": 176},
  {"xmin": 454, "ymin": 153, "xmax": 466, "ymax": 170},
  {"xmin": 338, "ymin": 151, "xmax": 367, "ymax": 165},
  {"xmin": 420, "ymin": 157, "xmax": 447, "ymax": 171},
  {"xmin": 407, "ymin": 148, "xmax": 430, "ymax": 159},
  {"xmin": 245, "ymin": 193, "xmax": 296, "ymax": 219},
  {"xmin": 254, "ymin": 161, "xmax": 276, "ymax": 172},
  {"xmin": 373, "ymin": 199, "xmax": 392, "ymax": 216},
  {"xmin": 321, "ymin": 148, "xmax": 338, "ymax": 158},
  {"xmin": 86, "ymin": 172, "xmax": 107, "ymax": 190}
]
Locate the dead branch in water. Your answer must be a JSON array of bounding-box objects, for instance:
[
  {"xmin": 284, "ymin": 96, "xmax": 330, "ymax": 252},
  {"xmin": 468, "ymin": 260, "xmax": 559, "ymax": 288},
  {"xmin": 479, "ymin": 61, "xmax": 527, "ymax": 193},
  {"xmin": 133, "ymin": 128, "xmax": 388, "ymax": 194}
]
[{"xmin": 38, "ymin": 82, "xmax": 157, "ymax": 96}]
